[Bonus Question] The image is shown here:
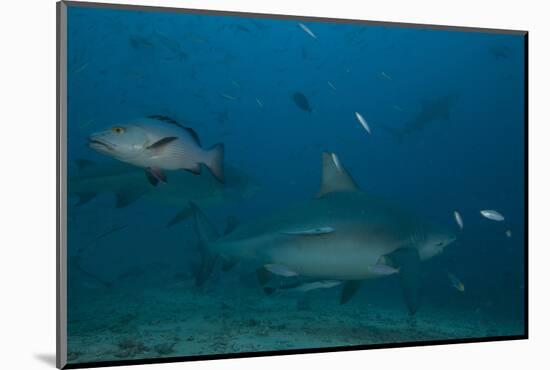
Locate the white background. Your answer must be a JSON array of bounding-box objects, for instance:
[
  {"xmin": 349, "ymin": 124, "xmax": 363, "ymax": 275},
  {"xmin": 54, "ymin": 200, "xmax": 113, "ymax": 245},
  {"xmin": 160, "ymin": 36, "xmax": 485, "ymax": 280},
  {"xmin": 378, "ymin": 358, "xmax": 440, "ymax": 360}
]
[{"xmin": 0, "ymin": 0, "xmax": 548, "ymax": 369}]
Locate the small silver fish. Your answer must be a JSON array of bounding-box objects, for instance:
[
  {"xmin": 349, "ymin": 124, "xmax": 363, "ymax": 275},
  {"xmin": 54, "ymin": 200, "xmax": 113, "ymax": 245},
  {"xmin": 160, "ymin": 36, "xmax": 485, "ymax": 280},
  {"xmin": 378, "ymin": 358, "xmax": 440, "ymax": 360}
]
[
  {"xmin": 454, "ymin": 211, "xmax": 464, "ymax": 229},
  {"xmin": 298, "ymin": 23, "xmax": 317, "ymax": 39},
  {"xmin": 231, "ymin": 79, "xmax": 241, "ymax": 89},
  {"xmin": 289, "ymin": 280, "xmax": 341, "ymax": 292},
  {"xmin": 381, "ymin": 71, "xmax": 392, "ymax": 80},
  {"xmin": 505, "ymin": 230, "xmax": 512, "ymax": 238},
  {"xmin": 89, "ymin": 115, "xmax": 224, "ymax": 184},
  {"xmin": 480, "ymin": 209, "xmax": 505, "ymax": 221},
  {"xmin": 355, "ymin": 112, "xmax": 372, "ymax": 134},
  {"xmin": 327, "ymin": 81, "xmax": 337, "ymax": 90},
  {"xmin": 221, "ymin": 93, "xmax": 238, "ymax": 100},
  {"xmin": 256, "ymin": 98, "xmax": 263, "ymax": 108},
  {"xmin": 447, "ymin": 272, "xmax": 465, "ymax": 292},
  {"xmin": 392, "ymin": 105, "xmax": 403, "ymax": 112}
]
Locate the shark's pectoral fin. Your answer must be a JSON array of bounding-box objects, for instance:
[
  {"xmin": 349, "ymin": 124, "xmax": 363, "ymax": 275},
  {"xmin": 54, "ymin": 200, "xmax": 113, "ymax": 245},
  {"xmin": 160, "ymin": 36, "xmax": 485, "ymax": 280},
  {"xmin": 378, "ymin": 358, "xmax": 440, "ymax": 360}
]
[
  {"xmin": 221, "ymin": 257, "xmax": 238, "ymax": 272},
  {"xmin": 316, "ymin": 152, "xmax": 359, "ymax": 198},
  {"xmin": 195, "ymin": 253, "xmax": 219, "ymax": 287},
  {"xmin": 115, "ymin": 186, "xmax": 148, "ymax": 208},
  {"xmin": 388, "ymin": 247, "xmax": 421, "ymax": 316},
  {"xmin": 224, "ymin": 216, "xmax": 239, "ymax": 235},
  {"xmin": 165, "ymin": 204, "xmax": 193, "ymax": 227},
  {"xmin": 256, "ymin": 267, "xmax": 273, "ymax": 286},
  {"xmin": 340, "ymin": 280, "xmax": 362, "ymax": 305},
  {"xmin": 281, "ymin": 226, "xmax": 334, "ymax": 236},
  {"xmin": 190, "ymin": 202, "xmax": 221, "ymax": 286},
  {"xmin": 75, "ymin": 192, "xmax": 97, "ymax": 207}
]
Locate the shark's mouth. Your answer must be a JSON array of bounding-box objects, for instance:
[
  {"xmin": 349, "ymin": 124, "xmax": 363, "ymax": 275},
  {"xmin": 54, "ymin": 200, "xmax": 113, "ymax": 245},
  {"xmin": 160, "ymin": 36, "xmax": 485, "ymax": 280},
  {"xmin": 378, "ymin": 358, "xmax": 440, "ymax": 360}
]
[{"xmin": 88, "ymin": 138, "xmax": 115, "ymax": 152}]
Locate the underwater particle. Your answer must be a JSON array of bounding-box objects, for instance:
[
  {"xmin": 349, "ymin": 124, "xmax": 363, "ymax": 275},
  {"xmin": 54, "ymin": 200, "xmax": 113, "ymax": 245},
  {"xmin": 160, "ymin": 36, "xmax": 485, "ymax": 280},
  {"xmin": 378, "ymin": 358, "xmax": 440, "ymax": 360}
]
[
  {"xmin": 298, "ymin": 23, "xmax": 317, "ymax": 39},
  {"xmin": 480, "ymin": 209, "xmax": 505, "ymax": 221},
  {"xmin": 327, "ymin": 81, "xmax": 337, "ymax": 90},
  {"xmin": 505, "ymin": 230, "xmax": 512, "ymax": 238},
  {"xmin": 454, "ymin": 211, "xmax": 464, "ymax": 229},
  {"xmin": 256, "ymin": 98, "xmax": 263, "ymax": 108},
  {"xmin": 355, "ymin": 112, "xmax": 372, "ymax": 134},
  {"xmin": 292, "ymin": 92, "xmax": 312, "ymax": 113},
  {"xmin": 381, "ymin": 71, "xmax": 392, "ymax": 80},
  {"xmin": 447, "ymin": 272, "xmax": 465, "ymax": 292}
]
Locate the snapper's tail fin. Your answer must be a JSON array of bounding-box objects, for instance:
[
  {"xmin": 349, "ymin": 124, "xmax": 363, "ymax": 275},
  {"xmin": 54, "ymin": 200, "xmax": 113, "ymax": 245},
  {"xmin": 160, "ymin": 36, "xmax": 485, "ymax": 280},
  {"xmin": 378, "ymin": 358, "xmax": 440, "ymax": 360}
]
[
  {"xmin": 190, "ymin": 202, "xmax": 220, "ymax": 286},
  {"xmin": 204, "ymin": 143, "xmax": 225, "ymax": 183}
]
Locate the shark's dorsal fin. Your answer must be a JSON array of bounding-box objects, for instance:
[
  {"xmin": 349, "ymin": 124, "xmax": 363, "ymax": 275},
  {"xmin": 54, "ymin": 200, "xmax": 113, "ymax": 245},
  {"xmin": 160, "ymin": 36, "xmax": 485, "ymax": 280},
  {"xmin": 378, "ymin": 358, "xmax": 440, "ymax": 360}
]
[{"xmin": 316, "ymin": 152, "xmax": 359, "ymax": 198}]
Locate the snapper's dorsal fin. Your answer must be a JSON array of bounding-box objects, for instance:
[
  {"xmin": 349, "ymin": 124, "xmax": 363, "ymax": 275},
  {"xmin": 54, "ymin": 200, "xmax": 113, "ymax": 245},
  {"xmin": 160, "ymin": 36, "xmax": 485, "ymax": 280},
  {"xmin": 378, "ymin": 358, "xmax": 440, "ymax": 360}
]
[
  {"xmin": 316, "ymin": 152, "xmax": 359, "ymax": 198},
  {"xmin": 147, "ymin": 115, "xmax": 201, "ymax": 145}
]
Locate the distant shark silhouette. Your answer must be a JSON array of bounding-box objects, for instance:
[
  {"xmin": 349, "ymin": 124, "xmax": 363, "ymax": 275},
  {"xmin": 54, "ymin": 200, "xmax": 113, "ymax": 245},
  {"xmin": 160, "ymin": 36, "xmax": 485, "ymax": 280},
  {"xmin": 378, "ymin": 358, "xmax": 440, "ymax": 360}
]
[
  {"xmin": 382, "ymin": 92, "xmax": 459, "ymax": 141},
  {"xmin": 191, "ymin": 152, "xmax": 456, "ymax": 315},
  {"xmin": 69, "ymin": 159, "xmax": 258, "ymax": 227}
]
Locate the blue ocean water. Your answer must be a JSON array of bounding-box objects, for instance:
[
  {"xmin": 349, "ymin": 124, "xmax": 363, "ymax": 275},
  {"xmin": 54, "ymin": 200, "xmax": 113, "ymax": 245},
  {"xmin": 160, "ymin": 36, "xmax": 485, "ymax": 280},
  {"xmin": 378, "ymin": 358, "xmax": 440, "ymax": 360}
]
[{"xmin": 65, "ymin": 4, "xmax": 525, "ymax": 365}]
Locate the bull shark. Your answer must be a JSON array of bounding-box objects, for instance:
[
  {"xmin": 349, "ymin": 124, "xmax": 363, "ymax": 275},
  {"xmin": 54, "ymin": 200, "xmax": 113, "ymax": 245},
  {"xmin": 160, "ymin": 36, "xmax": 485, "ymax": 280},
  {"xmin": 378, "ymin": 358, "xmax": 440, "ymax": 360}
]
[
  {"xmin": 382, "ymin": 92, "xmax": 459, "ymax": 141},
  {"xmin": 191, "ymin": 152, "xmax": 456, "ymax": 315},
  {"xmin": 68, "ymin": 159, "xmax": 258, "ymax": 226}
]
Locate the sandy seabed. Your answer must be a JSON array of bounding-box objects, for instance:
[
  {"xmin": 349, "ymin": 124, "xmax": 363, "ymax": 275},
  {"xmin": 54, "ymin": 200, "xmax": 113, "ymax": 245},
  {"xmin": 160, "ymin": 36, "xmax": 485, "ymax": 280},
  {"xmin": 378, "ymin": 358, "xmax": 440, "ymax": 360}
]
[{"xmin": 66, "ymin": 279, "xmax": 524, "ymax": 365}]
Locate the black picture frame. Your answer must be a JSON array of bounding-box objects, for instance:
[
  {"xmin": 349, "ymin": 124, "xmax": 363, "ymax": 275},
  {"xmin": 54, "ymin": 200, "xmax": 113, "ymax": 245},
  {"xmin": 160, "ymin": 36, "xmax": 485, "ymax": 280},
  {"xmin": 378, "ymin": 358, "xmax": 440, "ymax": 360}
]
[{"xmin": 56, "ymin": 1, "xmax": 528, "ymax": 368}]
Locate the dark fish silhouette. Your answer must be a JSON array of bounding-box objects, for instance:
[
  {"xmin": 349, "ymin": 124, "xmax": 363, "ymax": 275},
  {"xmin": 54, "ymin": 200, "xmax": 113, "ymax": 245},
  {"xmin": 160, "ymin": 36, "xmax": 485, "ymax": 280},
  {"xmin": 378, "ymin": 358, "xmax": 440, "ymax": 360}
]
[
  {"xmin": 489, "ymin": 45, "xmax": 512, "ymax": 60},
  {"xmin": 292, "ymin": 92, "xmax": 312, "ymax": 113},
  {"xmin": 70, "ymin": 256, "xmax": 111, "ymax": 289},
  {"xmin": 381, "ymin": 92, "xmax": 459, "ymax": 141}
]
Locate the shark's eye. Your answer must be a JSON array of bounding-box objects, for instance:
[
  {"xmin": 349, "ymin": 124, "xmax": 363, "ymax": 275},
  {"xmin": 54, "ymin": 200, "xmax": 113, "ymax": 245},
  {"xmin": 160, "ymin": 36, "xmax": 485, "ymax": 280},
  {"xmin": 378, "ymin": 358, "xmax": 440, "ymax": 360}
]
[
  {"xmin": 436, "ymin": 242, "xmax": 444, "ymax": 247},
  {"xmin": 112, "ymin": 126, "xmax": 125, "ymax": 134}
]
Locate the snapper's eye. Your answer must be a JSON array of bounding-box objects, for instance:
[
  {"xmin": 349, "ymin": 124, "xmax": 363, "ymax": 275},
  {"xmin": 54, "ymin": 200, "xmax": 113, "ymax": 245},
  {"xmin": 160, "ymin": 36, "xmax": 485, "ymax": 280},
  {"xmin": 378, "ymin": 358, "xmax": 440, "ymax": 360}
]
[{"xmin": 112, "ymin": 126, "xmax": 125, "ymax": 134}]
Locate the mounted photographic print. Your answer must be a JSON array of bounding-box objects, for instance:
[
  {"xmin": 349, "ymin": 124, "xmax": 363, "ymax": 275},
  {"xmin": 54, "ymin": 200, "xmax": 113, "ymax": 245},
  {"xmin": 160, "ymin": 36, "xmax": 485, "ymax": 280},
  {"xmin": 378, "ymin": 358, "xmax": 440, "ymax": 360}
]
[{"xmin": 57, "ymin": 1, "xmax": 528, "ymax": 368}]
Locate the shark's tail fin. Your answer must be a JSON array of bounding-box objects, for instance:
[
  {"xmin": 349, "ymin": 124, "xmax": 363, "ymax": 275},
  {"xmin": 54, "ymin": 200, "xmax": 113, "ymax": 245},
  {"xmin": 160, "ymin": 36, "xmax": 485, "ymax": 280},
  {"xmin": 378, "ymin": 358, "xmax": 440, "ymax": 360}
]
[{"xmin": 190, "ymin": 202, "xmax": 220, "ymax": 286}]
